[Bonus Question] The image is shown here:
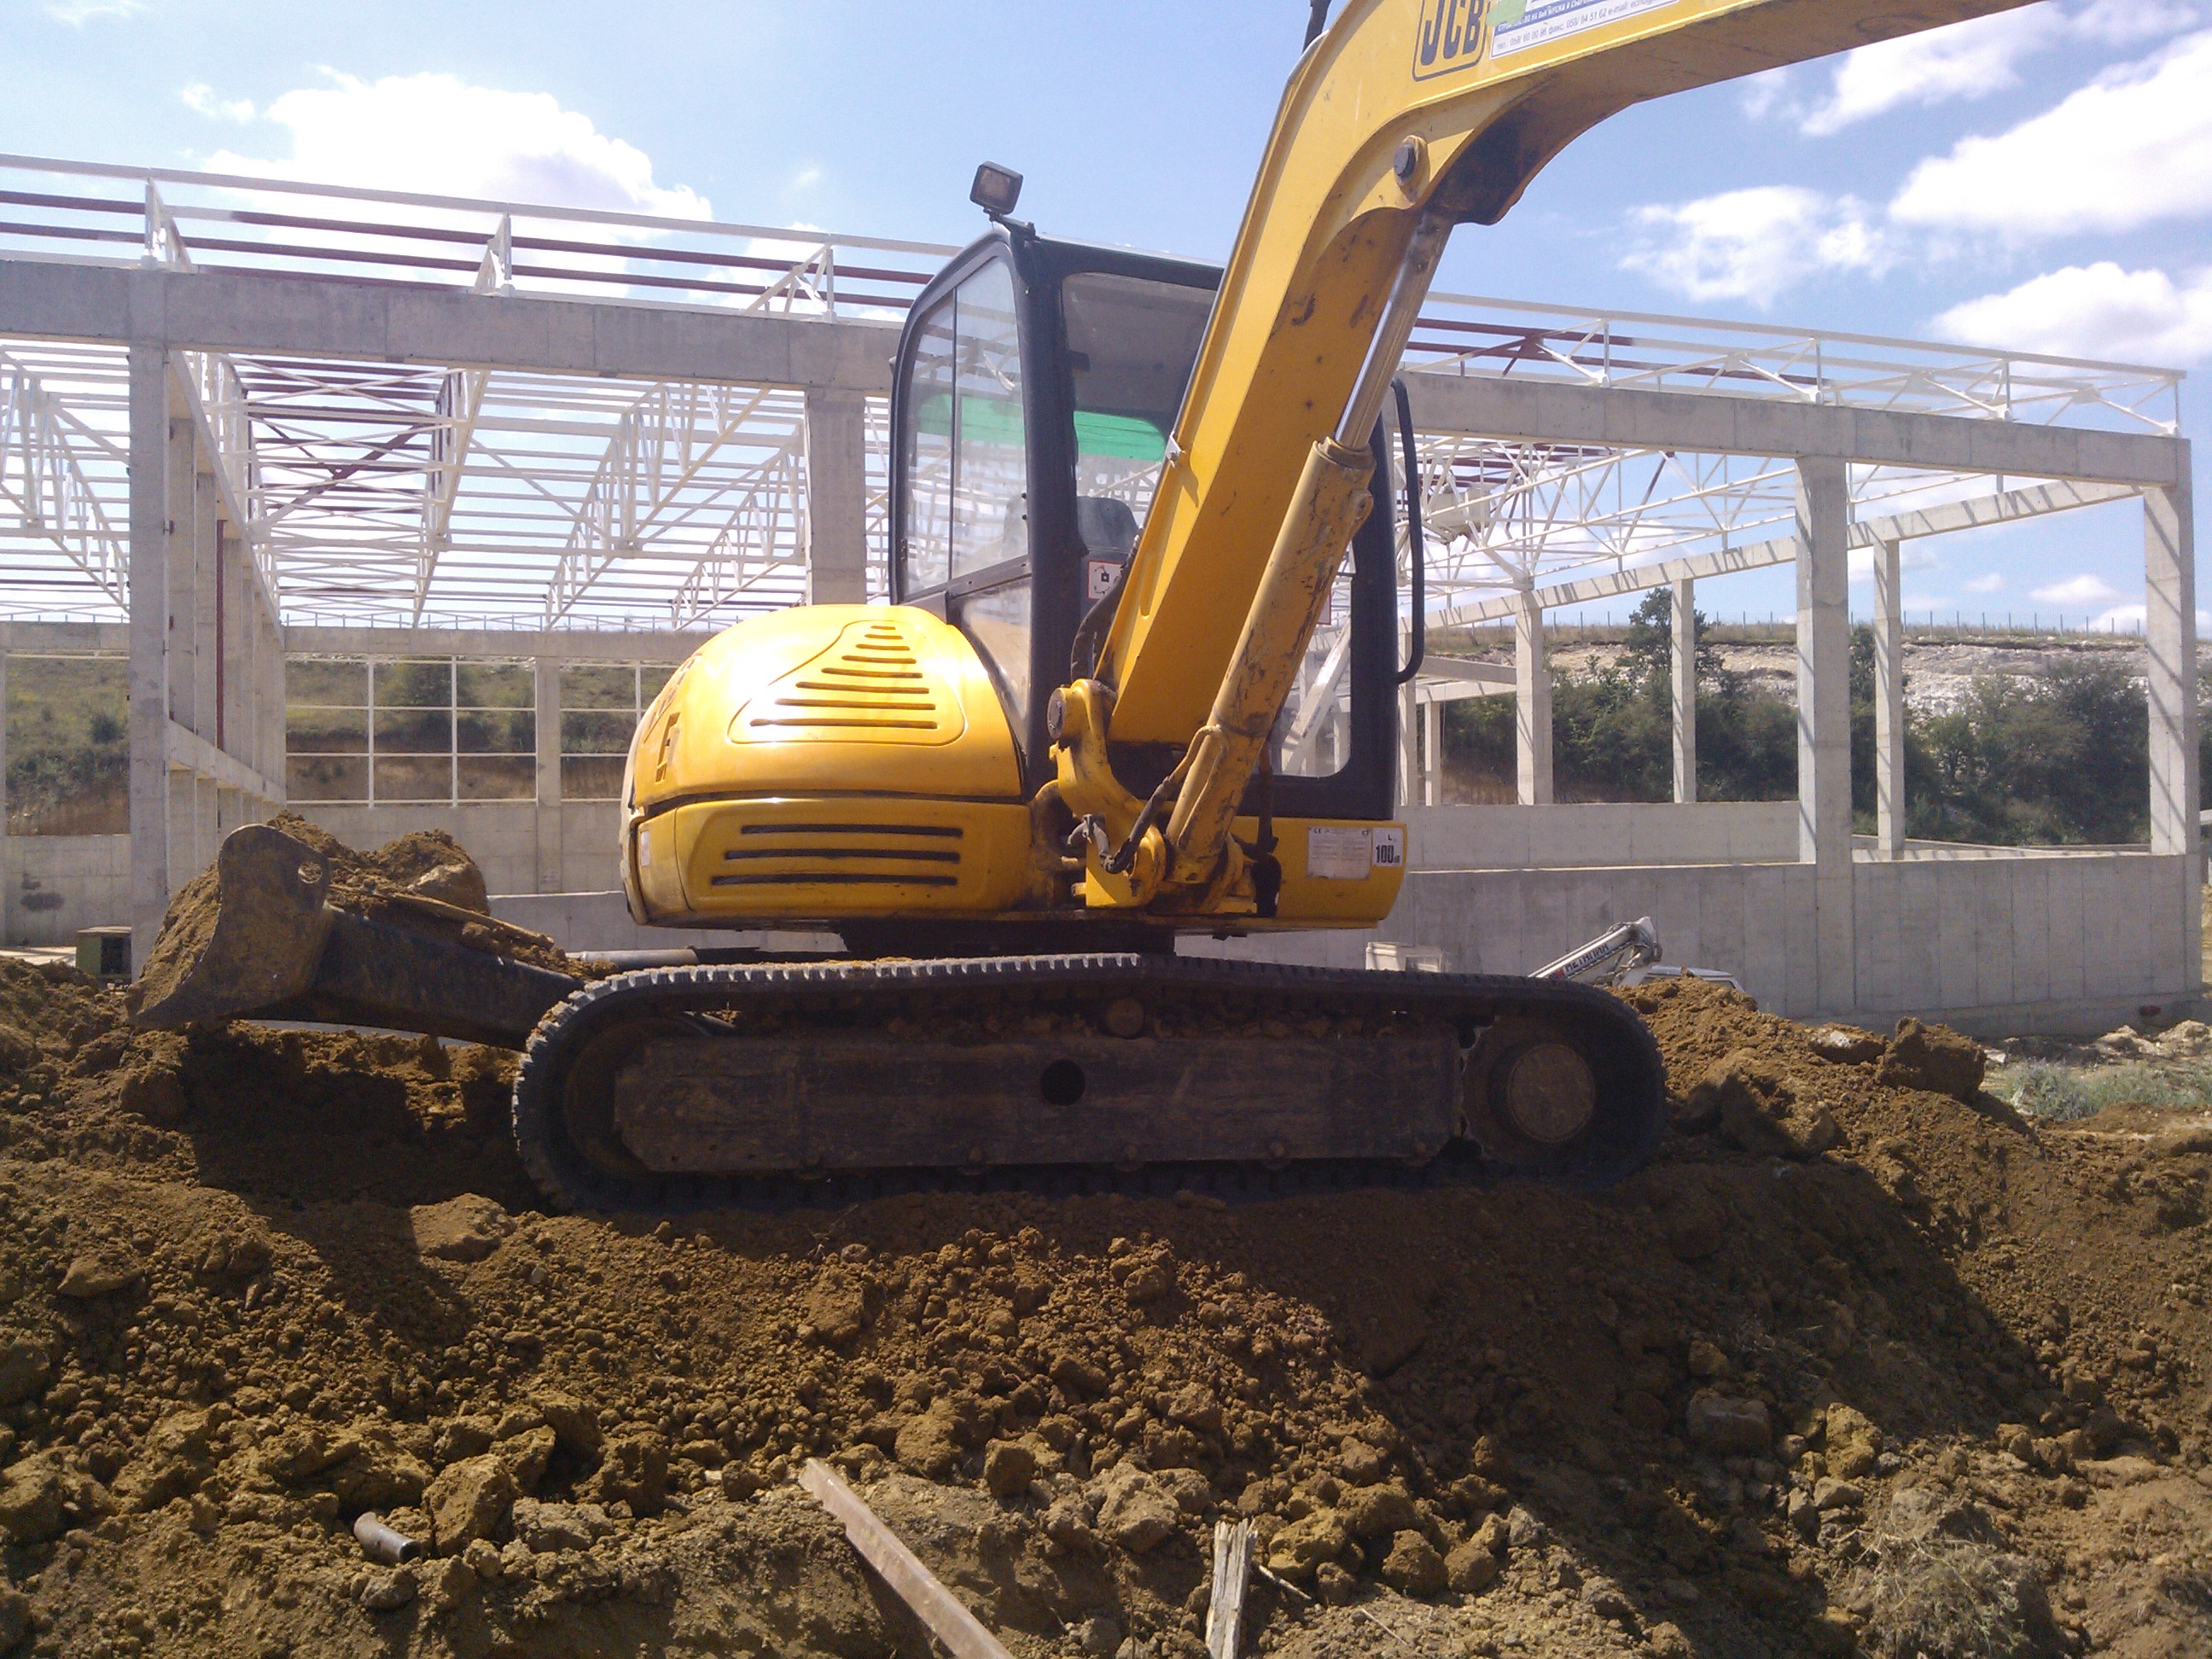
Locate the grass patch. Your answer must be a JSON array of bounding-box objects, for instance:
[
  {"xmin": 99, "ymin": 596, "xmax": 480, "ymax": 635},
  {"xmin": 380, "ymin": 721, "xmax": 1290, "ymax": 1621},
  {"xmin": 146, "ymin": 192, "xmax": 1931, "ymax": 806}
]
[
  {"xmin": 1987, "ymin": 1058, "xmax": 2212, "ymax": 1122},
  {"xmin": 1866, "ymin": 1534, "xmax": 2046, "ymax": 1659}
]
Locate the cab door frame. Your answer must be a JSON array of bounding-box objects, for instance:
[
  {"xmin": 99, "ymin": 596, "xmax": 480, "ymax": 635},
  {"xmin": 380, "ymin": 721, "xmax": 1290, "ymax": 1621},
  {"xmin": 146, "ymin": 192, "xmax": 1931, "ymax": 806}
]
[{"xmin": 890, "ymin": 228, "xmax": 1398, "ymax": 820}]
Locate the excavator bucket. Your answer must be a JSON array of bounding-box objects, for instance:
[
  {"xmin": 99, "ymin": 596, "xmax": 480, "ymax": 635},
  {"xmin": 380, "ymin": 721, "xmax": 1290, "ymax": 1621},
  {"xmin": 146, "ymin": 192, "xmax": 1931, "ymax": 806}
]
[{"xmin": 129, "ymin": 822, "xmax": 582, "ymax": 1050}]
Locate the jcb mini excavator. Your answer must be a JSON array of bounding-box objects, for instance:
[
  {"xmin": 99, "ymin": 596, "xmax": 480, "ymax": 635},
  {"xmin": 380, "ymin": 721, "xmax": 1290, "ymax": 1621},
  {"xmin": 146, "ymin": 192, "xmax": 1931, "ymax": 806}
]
[{"xmin": 137, "ymin": 0, "xmax": 2032, "ymax": 1209}]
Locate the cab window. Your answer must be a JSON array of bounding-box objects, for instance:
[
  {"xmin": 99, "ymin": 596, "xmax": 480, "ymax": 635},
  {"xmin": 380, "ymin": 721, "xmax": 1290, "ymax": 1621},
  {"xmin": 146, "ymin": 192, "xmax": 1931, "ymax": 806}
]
[
  {"xmin": 899, "ymin": 260, "xmax": 1028, "ymax": 596},
  {"xmin": 1061, "ymin": 271, "xmax": 1214, "ymax": 585}
]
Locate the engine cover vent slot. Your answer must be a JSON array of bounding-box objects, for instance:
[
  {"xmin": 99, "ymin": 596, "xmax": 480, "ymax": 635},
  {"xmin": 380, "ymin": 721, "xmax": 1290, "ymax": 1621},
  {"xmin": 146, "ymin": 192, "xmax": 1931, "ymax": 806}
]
[
  {"xmin": 730, "ymin": 617, "xmax": 967, "ymax": 745},
  {"xmin": 707, "ymin": 821, "xmax": 966, "ymax": 891}
]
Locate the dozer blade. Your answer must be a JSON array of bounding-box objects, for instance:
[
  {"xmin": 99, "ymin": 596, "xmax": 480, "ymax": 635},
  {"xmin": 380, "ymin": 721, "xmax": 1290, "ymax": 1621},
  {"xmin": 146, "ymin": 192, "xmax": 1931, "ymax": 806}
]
[{"xmin": 130, "ymin": 822, "xmax": 583, "ymax": 1049}]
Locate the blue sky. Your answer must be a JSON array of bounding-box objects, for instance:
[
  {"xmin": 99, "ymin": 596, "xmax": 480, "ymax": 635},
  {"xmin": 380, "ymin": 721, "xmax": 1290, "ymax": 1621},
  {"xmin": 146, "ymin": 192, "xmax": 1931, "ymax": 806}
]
[{"xmin": 3, "ymin": 0, "xmax": 2206, "ymax": 627}]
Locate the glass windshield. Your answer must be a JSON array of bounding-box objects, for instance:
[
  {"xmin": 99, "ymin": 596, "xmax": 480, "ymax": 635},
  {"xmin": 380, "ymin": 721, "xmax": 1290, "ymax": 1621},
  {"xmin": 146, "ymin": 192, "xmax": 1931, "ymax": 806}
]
[
  {"xmin": 1062, "ymin": 271, "xmax": 1214, "ymax": 547},
  {"xmin": 899, "ymin": 260, "xmax": 1029, "ymax": 593}
]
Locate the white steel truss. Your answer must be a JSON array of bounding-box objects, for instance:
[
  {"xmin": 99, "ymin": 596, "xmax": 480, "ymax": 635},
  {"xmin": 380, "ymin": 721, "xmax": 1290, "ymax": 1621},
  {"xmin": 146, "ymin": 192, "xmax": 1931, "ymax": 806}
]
[{"xmin": 0, "ymin": 351, "xmax": 125, "ymax": 606}]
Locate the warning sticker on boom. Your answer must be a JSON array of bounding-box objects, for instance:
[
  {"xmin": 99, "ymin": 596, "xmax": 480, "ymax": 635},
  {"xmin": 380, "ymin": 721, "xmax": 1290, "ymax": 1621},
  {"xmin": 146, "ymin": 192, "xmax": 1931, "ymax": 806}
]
[
  {"xmin": 1307, "ymin": 825, "xmax": 1374, "ymax": 881},
  {"xmin": 1491, "ymin": 0, "xmax": 1671, "ymax": 57}
]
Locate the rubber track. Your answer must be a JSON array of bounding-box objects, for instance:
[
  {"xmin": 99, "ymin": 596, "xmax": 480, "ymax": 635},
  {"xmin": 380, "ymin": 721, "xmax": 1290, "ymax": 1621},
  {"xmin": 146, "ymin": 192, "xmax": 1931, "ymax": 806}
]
[{"xmin": 510, "ymin": 954, "xmax": 1667, "ymax": 1215}]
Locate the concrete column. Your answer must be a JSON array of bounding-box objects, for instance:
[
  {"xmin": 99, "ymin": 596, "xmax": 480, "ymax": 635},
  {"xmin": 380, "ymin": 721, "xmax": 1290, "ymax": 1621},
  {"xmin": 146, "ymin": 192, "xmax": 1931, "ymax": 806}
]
[
  {"xmin": 804, "ymin": 388, "xmax": 870, "ymax": 604},
  {"xmin": 194, "ymin": 467, "xmax": 220, "ymax": 742},
  {"xmin": 1796, "ymin": 456, "xmax": 1855, "ymax": 1012},
  {"xmin": 128, "ymin": 345, "xmax": 172, "ymax": 958},
  {"xmin": 0, "ymin": 650, "xmax": 9, "ymax": 946},
  {"xmin": 1397, "ymin": 681, "xmax": 1418, "ymax": 809},
  {"xmin": 1670, "ymin": 577, "xmax": 1697, "ymax": 805},
  {"xmin": 2145, "ymin": 478, "xmax": 2201, "ymax": 992},
  {"xmin": 534, "ymin": 655, "xmax": 563, "ymax": 894},
  {"xmin": 1871, "ymin": 537, "xmax": 1906, "ymax": 859},
  {"xmin": 1422, "ymin": 696, "xmax": 1441, "ymax": 807},
  {"xmin": 1514, "ymin": 591, "xmax": 1552, "ymax": 806}
]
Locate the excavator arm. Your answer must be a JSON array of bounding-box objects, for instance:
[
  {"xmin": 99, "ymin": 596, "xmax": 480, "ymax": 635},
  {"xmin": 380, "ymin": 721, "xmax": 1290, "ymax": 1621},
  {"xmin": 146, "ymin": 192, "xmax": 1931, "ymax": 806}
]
[{"xmin": 1057, "ymin": 0, "xmax": 2036, "ymax": 907}]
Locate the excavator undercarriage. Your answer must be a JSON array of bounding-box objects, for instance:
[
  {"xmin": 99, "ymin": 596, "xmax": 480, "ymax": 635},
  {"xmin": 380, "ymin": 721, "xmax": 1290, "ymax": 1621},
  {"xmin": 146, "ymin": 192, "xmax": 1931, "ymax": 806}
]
[{"xmin": 511, "ymin": 956, "xmax": 1663, "ymax": 1213}]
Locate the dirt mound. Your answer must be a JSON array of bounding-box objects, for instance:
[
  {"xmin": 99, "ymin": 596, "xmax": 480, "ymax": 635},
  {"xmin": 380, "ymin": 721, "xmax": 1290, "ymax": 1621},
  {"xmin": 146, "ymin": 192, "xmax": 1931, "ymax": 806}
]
[{"xmin": 1, "ymin": 970, "xmax": 2209, "ymax": 1657}]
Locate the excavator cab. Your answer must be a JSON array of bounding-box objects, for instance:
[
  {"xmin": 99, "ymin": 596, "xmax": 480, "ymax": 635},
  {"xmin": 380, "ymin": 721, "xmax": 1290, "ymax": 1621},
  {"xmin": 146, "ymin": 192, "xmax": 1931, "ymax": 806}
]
[{"xmin": 889, "ymin": 223, "xmax": 1402, "ymax": 824}]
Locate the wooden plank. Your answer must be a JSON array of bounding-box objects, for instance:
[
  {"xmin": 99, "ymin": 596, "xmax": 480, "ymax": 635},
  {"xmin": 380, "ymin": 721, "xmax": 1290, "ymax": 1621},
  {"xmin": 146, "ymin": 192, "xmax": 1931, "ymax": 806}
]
[
  {"xmin": 616, "ymin": 1031, "xmax": 1461, "ymax": 1173},
  {"xmin": 1207, "ymin": 1520, "xmax": 1255, "ymax": 1659},
  {"xmin": 797, "ymin": 1459, "xmax": 1014, "ymax": 1659}
]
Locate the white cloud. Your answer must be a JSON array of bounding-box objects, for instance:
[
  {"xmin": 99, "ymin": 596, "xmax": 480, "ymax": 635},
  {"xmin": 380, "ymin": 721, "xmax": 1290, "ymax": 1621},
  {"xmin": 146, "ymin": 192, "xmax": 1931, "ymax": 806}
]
[
  {"xmin": 1802, "ymin": 9, "xmax": 2062, "ymax": 137},
  {"xmin": 203, "ymin": 72, "xmax": 709, "ymax": 219},
  {"xmin": 1963, "ymin": 572, "xmax": 2007, "ymax": 593},
  {"xmin": 1933, "ymin": 262, "xmax": 2212, "ymax": 364},
  {"xmin": 2031, "ymin": 573, "xmax": 2128, "ymax": 605},
  {"xmin": 1738, "ymin": 67, "xmax": 1793, "ymax": 122},
  {"xmin": 1848, "ymin": 542, "xmax": 1940, "ymax": 583},
  {"xmin": 2071, "ymin": 0, "xmax": 2201, "ymax": 44},
  {"xmin": 44, "ymin": 0, "xmax": 146, "ymax": 21},
  {"xmin": 1794, "ymin": 3, "xmax": 2197, "ymax": 135},
  {"xmin": 1620, "ymin": 187, "xmax": 1889, "ymax": 306},
  {"xmin": 181, "ymin": 83, "xmax": 255, "ymax": 124},
  {"xmin": 1890, "ymin": 30, "xmax": 2212, "ymax": 236},
  {"xmin": 2091, "ymin": 602, "xmax": 2212, "ymax": 630}
]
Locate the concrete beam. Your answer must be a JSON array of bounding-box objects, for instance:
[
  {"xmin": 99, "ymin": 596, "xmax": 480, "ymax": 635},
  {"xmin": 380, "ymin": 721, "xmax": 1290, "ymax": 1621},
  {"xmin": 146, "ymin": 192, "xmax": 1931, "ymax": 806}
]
[
  {"xmin": 0, "ymin": 258, "xmax": 899, "ymax": 394},
  {"xmin": 0, "ymin": 620, "xmax": 129, "ymax": 653},
  {"xmin": 285, "ymin": 626, "xmax": 713, "ymax": 662},
  {"xmin": 166, "ymin": 719, "xmax": 280, "ymax": 801},
  {"xmin": 1420, "ymin": 655, "xmax": 1515, "ymax": 685},
  {"xmin": 1403, "ymin": 370, "xmax": 2186, "ymax": 488}
]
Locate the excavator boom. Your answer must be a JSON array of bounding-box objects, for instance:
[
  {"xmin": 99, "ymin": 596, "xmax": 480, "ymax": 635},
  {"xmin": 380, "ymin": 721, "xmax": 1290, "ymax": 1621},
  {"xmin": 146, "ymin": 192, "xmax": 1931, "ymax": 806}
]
[{"xmin": 1065, "ymin": 0, "xmax": 2037, "ymax": 900}]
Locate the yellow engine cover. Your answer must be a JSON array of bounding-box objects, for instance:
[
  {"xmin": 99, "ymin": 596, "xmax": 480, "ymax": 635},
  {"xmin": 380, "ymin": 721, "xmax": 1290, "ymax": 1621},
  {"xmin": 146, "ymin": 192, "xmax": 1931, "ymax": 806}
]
[{"xmin": 624, "ymin": 607, "xmax": 1032, "ymax": 926}]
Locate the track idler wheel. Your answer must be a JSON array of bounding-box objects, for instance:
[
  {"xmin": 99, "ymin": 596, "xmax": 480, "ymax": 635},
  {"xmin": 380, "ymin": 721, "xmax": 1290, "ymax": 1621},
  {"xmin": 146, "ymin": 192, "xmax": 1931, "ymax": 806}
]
[
  {"xmin": 513, "ymin": 992, "xmax": 722, "ymax": 1212},
  {"xmin": 1464, "ymin": 1010, "xmax": 1658, "ymax": 1187}
]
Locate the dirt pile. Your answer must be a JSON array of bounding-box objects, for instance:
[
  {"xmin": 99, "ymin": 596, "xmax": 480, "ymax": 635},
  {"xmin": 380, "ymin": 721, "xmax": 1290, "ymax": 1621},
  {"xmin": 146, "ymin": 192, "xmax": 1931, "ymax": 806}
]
[{"xmin": 0, "ymin": 969, "xmax": 2209, "ymax": 1657}]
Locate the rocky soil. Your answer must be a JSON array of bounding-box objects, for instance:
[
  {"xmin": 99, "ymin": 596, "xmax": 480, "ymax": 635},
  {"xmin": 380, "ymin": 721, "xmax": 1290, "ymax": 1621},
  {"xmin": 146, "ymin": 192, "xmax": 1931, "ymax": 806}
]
[{"xmin": 0, "ymin": 963, "xmax": 2209, "ymax": 1658}]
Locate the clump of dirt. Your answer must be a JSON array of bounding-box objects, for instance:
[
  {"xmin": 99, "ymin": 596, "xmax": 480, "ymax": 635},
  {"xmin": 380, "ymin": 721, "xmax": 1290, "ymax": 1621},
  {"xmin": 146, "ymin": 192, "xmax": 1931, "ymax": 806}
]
[{"xmin": 3, "ymin": 968, "xmax": 2211, "ymax": 1658}]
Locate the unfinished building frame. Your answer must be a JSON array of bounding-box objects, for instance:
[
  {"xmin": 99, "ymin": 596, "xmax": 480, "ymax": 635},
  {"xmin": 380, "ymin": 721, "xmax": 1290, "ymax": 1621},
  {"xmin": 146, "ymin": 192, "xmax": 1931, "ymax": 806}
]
[{"xmin": 0, "ymin": 154, "xmax": 2194, "ymax": 1029}]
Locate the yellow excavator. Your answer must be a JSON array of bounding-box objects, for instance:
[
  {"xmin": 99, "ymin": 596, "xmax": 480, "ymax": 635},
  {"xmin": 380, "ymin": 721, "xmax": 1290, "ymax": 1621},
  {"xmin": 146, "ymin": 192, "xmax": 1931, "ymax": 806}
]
[{"xmin": 137, "ymin": 0, "xmax": 2030, "ymax": 1209}]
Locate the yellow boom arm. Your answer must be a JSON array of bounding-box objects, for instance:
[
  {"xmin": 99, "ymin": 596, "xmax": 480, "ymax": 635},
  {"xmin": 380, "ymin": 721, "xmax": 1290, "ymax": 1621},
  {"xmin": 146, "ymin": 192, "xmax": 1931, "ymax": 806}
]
[{"xmin": 1056, "ymin": 0, "xmax": 2033, "ymax": 907}]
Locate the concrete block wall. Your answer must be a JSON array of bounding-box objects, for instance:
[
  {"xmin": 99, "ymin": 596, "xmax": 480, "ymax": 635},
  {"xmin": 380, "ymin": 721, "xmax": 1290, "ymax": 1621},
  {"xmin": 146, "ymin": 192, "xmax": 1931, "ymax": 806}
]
[
  {"xmin": 6, "ymin": 835, "xmax": 131, "ymax": 947},
  {"xmin": 1197, "ymin": 849, "xmax": 2202, "ymax": 1037},
  {"xmin": 1403, "ymin": 802, "xmax": 1797, "ymax": 869}
]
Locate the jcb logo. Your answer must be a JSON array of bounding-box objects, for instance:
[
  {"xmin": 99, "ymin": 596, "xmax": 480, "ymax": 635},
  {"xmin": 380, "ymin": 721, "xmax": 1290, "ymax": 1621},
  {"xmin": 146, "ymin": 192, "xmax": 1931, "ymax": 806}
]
[{"xmin": 1413, "ymin": 0, "xmax": 1490, "ymax": 79}]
